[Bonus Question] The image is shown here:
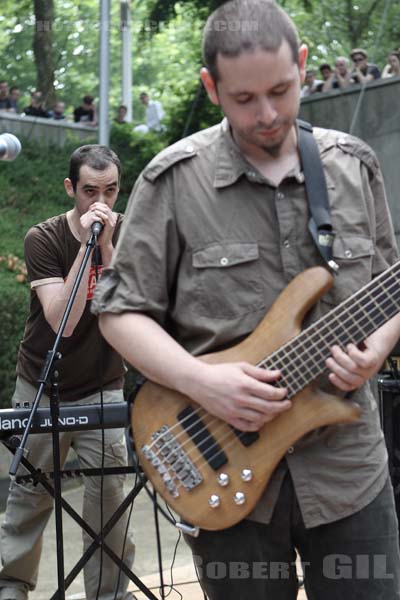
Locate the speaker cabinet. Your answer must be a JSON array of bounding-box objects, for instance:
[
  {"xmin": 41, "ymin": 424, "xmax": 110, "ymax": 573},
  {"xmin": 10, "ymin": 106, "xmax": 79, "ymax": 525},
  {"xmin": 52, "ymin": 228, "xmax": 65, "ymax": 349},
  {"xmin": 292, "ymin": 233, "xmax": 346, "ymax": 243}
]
[{"xmin": 377, "ymin": 375, "xmax": 400, "ymax": 519}]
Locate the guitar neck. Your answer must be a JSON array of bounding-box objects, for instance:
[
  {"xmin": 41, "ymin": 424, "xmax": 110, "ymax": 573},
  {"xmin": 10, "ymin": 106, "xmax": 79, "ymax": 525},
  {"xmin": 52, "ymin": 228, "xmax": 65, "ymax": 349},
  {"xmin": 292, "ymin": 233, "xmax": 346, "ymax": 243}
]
[{"xmin": 260, "ymin": 261, "xmax": 400, "ymax": 397}]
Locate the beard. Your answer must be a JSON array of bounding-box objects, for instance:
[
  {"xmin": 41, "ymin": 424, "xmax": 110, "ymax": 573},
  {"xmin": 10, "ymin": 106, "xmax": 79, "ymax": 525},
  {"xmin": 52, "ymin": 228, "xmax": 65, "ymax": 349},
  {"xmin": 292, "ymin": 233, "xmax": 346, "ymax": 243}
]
[
  {"xmin": 260, "ymin": 141, "xmax": 285, "ymax": 158},
  {"xmin": 250, "ymin": 117, "xmax": 292, "ymax": 157}
]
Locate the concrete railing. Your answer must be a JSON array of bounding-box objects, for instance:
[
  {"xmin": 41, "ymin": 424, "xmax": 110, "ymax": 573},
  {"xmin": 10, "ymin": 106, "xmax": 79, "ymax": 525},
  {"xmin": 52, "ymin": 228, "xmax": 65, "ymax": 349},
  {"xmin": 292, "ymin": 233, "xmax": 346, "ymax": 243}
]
[
  {"xmin": 0, "ymin": 110, "xmax": 98, "ymax": 147},
  {"xmin": 0, "ymin": 80, "xmax": 399, "ymax": 242},
  {"xmin": 299, "ymin": 76, "xmax": 400, "ymax": 247}
]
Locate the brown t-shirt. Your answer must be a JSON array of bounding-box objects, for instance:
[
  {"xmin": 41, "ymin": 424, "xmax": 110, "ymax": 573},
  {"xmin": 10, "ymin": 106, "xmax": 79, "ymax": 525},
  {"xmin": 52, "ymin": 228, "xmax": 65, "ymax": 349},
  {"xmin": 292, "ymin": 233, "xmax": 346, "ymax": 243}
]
[{"xmin": 17, "ymin": 212, "xmax": 125, "ymax": 401}]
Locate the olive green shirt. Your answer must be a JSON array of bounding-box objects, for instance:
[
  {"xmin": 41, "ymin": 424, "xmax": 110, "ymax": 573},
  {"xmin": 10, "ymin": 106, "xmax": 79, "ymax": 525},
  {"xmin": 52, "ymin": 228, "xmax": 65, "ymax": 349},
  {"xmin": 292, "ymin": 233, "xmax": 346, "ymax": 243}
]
[{"xmin": 93, "ymin": 119, "xmax": 398, "ymax": 527}]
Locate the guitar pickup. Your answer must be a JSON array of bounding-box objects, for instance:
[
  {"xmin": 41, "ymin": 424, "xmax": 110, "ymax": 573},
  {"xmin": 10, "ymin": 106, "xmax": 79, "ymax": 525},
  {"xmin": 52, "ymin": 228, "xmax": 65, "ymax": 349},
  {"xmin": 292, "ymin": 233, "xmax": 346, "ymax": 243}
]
[
  {"xmin": 233, "ymin": 429, "xmax": 259, "ymax": 447},
  {"xmin": 177, "ymin": 406, "xmax": 228, "ymax": 471}
]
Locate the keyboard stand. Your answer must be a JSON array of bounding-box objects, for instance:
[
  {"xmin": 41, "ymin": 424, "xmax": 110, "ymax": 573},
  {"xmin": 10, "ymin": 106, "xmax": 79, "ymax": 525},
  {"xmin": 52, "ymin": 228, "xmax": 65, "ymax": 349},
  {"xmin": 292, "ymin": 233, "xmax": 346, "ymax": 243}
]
[{"xmin": 2, "ymin": 437, "xmax": 159, "ymax": 600}]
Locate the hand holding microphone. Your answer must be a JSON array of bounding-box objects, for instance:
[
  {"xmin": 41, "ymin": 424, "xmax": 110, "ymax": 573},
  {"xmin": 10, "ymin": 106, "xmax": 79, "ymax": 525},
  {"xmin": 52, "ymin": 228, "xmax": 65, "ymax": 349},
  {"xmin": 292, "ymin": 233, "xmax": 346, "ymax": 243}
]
[{"xmin": 81, "ymin": 203, "xmax": 117, "ymax": 247}]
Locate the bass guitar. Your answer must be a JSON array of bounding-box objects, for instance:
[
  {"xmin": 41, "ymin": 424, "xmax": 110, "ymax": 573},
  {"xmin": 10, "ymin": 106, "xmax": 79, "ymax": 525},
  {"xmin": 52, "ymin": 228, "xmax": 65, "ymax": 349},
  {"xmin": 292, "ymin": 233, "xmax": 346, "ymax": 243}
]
[{"xmin": 131, "ymin": 264, "xmax": 400, "ymax": 531}]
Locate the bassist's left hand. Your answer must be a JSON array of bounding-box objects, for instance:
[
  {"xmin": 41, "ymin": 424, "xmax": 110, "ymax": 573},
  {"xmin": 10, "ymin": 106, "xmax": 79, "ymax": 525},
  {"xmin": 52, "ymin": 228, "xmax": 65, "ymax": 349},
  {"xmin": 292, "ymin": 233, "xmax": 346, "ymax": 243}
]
[
  {"xmin": 326, "ymin": 342, "xmax": 380, "ymax": 392},
  {"xmin": 326, "ymin": 313, "xmax": 400, "ymax": 391}
]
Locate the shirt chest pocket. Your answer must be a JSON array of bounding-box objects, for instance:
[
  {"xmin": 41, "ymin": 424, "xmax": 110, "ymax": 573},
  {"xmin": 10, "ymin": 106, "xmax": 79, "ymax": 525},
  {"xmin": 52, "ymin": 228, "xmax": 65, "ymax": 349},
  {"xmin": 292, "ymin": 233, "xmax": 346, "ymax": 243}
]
[{"xmin": 191, "ymin": 242, "xmax": 265, "ymax": 319}]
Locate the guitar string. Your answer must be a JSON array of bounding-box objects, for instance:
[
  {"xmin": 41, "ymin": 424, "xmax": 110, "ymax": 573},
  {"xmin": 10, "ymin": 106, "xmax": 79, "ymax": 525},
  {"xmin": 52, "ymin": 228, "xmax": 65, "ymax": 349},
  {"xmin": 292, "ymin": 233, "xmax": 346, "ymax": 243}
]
[
  {"xmin": 258, "ymin": 272, "xmax": 400, "ymax": 392},
  {"xmin": 143, "ymin": 268, "xmax": 400, "ymax": 488},
  {"xmin": 270, "ymin": 287, "xmax": 397, "ymax": 388},
  {"xmin": 143, "ymin": 271, "xmax": 400, "ymax": 488},
  {"xmin": 151, "ymin": 262, "xmax": 399, "ymax": 457},
  {"xmin": 260, "ymin": 272, "xmax": 399, "ymax": 380},
  {"xmin": 167, "ymin": 275, "xmax": 400, "ymax": 480},
  {"xmin": 186, "ymin": 274, "xmax": 397, "ymax": 476},
  {"xmin": 168, "ymin": 268, "xmax": 400, "ymax": 460}
]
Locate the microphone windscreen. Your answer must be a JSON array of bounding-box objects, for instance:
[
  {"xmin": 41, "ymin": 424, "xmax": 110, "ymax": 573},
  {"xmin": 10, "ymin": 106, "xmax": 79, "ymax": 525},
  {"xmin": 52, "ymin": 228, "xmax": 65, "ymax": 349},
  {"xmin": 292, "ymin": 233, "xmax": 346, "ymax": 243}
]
[
  {"xmin": 0, "ymin": 133, "xmax": 22, "ymax": 161},
  {"xmin": 91, "ymin": 221, "xmax": 104, "ymax": 237}
]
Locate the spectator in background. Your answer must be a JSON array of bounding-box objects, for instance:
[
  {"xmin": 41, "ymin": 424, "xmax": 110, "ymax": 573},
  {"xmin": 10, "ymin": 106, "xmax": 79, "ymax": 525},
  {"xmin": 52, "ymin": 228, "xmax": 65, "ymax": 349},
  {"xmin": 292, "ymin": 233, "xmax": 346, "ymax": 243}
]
[
  {"xmin": 319, "ymin": 58, "xmax": 352, "ymax": 92},
  {"xmin": 317, "ymin": 63, "xmax": 334, "ymax": 91},
  {"xmin": 350, "ymin": 48, "xmax": 381, "ymax": 84},
  {"xmin": 74, "ymin": 95, "xmax": 97, "ymax": 126},
  {"xmin": 134, "ymin": 92, "xmax": 165, "ymax": 133},
  {"xmin": 300, "ymin": 69, "xmax": 322, "ymax": 97},
  {"xmin": 333, "ymin": 56, "xmax": 352, "ymax": 89},
  {"xmin": 49, "ymin": 101, "xmax": 66, "ymax": 120},
  {"xmin": 0, "ymin": 81, "xmax": 12, "ymax": 111},
  {"xmin": 115, "ymin": 105, "xmax": 128, "ymax": 124},
  {"xmin": 382, "ymin": 51, "xmax": 400, "ymax": 79},
  {"xmin": 9, "ymin": 86, "xmax": 21, "ymax": 113},
  {"xmin": 23, "ymin": 91, "xmax": 50, "ymax": 118}
]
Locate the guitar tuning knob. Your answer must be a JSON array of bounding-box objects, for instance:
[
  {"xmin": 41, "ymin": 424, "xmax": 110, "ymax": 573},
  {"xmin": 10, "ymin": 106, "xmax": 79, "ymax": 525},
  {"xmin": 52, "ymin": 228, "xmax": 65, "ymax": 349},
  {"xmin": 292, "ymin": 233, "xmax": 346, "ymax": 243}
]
[
  {"xmin": 241, "ymin": 468, "xmax": 253, "ymax": 482},
  {"xmin": 233, "ymin": 492, "xmax": 246, "ymax": 505},
  {"xmin": 208, "ymin": 494, "xmax": 220, "ymax": 508},
  {"xmin": 217, "ymin": 473, "xmax": 229, "ymax": 487}
]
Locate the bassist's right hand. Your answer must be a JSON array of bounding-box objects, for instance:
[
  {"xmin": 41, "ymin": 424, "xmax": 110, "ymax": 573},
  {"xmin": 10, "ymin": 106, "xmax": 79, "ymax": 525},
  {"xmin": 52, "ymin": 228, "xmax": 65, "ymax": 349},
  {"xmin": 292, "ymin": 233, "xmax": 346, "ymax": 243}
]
[{"xmin": 183, "ymin": 361, "xmax": 291, "ymax": 432}]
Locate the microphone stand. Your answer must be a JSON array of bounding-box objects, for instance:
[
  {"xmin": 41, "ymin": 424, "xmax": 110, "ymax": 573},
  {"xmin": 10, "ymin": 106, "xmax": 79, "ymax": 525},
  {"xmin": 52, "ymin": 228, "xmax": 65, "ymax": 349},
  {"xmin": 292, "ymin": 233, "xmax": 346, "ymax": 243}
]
[{"xmin": 10, "ymin": 230, "xmax": 99, "ymax": 600}]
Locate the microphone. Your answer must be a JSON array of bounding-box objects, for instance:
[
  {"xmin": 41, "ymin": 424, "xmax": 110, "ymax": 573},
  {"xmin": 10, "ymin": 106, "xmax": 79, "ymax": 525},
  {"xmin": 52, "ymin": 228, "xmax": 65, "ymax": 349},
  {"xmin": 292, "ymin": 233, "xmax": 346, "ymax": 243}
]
[
  {"xmin": 0, "ymin": 133, "xmax": 21, "ymax": 161},
  {"xmin": 91, "ymin": 221, "xmax": 103, "ymax": 237}
]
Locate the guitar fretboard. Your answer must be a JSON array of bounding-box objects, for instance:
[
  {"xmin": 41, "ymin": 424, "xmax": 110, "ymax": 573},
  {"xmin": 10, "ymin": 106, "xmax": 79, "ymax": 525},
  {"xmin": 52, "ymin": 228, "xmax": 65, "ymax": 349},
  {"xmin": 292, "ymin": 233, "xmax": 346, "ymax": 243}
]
[{"xmin": 259, "ymin": 261, "xmax": 400, "ymax": 397}]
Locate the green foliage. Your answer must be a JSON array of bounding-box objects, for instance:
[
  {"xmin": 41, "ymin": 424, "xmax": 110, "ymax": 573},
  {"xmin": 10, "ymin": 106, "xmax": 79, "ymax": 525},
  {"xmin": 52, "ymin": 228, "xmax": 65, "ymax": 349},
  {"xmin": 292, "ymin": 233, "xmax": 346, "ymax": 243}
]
[
  {"xmin": 166, "ymin": 81, "xmax": 222, "ymax": 142},
  {"xmin": 0, "ymin": 270, "xmax": 29, "ymax": 407},
  {"xmin": 0, "ymin": 142, "xmax": 72, "ymax": 258},
  {"xmin": 0, "ymin": 0, "xmax": 399, "ymax": 120},
  {"xmin": 109, "ymin": 124, "xmax": 166, "ymax": 203}
]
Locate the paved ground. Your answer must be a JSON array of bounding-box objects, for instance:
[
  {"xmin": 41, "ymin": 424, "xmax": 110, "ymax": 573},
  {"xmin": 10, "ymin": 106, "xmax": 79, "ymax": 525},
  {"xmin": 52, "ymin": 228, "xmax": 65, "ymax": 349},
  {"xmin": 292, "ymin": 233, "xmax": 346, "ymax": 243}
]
[
  {"xmin": 0, "ymin": 473, "xmax": 199, "ymax": 600},
  {"xmin": 0, "ymin": 444, "xmax": 306, "ymax": 599}
]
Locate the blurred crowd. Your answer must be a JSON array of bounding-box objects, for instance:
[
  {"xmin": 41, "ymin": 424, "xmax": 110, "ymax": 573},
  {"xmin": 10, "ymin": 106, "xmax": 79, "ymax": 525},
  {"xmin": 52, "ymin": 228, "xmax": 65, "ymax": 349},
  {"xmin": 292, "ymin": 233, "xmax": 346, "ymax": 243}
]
[
  {"xmin": 0, "ymin": 85, "xmax": 97, "ymax": 125},
  {"xmin": 0, "ymin": 82, "xmax": 166, "ymax": 133},
  {"xmin": 301, "ymin": 48, "xmax": 400, "ymax": 97},
  {"xmin": 1, "ymin": 48, "xmax": 397, "ymax": 128}
]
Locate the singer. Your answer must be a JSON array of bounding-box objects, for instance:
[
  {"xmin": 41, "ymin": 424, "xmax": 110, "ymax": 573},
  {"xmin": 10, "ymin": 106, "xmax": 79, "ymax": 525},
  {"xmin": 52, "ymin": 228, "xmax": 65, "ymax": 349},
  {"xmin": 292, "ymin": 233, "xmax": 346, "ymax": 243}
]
[{"xmin": 0, "ymin": 145, "xmax": 135, "ymax": 600}]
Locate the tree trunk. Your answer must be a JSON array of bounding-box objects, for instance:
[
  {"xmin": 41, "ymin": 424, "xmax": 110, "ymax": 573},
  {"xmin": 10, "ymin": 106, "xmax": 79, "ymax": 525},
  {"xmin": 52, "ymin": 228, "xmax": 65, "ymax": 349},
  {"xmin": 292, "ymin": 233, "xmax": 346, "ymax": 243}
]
[{"xmin": 32, "ymin": 0, "xmax": 56, "ymax": 108}]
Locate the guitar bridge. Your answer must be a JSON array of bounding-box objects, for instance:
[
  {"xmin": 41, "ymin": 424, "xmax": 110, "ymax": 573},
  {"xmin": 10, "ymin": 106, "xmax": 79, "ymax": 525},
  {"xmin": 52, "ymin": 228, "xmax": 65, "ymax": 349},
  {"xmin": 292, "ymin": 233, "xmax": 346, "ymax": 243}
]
[{"xmin": 142, "ymin": 425, "xmax": 203, "ymax": 498}]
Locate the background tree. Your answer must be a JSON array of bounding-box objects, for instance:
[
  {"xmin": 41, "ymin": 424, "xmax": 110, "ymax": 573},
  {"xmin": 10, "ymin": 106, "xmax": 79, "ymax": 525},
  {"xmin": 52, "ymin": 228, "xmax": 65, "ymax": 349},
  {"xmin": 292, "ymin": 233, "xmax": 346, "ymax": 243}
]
[
  {"xmin": 0, "ymin": 0, "xmax": 399, "ymax": 121},
  {"xmin": 33, "ymin": 0, "xmax": 56, "ymax": 107}
]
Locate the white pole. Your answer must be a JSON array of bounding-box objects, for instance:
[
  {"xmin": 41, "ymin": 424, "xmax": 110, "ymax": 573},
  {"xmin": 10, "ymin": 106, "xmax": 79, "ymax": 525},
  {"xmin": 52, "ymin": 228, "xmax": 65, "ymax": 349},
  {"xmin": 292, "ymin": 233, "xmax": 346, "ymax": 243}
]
[
  {"xmin": 121, "ymin": 0, "xmax": 133, "ymax": 122},
  {"xmin": 99, "ymin": 0, "xmax": 110, "ymax": 145}
]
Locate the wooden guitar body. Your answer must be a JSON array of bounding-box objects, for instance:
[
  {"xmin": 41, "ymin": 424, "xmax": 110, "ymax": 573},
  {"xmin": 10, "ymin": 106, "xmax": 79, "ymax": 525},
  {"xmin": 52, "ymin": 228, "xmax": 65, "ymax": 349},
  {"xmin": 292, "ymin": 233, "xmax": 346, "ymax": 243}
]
[{"xmin": 131, "ymin": 267, "xmax": 362, "ymax": 531}]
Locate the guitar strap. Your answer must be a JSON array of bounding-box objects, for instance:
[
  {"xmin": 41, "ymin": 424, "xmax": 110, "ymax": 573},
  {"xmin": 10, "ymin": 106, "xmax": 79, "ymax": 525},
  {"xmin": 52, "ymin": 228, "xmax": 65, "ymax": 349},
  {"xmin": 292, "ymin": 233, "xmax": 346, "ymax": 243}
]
[{"xmin": 297, "ymin": 119, "xmax": 339, "ymax": 273}]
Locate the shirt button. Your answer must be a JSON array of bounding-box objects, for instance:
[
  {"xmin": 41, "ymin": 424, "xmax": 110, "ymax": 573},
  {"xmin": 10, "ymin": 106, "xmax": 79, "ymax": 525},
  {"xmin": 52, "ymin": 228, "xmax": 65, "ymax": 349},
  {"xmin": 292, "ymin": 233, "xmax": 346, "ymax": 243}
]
[
  {"xmin": 185, "ymin": 145, "xmax": 194, "ymax": 153},
  {"xmin": 247, "ymin": 171, "xmax": 256, "ymax": 178},
  {"xmin": 287, "ymin": 446, "xmax": 294, "ymax": 454},
  {"xmin": 344, "ymin": 249, "xmax": 352, "ymax": 258},
  {"xmin": 220, "ymin": 257, "xmax": 229, "ymax": 266},
  {"xmin": 283, "ymin": 239, "xmax": 290, "ymax": 248},
  {"xmin": 277, "ymin": 192, "xmax": 284, "ymax": 200}
]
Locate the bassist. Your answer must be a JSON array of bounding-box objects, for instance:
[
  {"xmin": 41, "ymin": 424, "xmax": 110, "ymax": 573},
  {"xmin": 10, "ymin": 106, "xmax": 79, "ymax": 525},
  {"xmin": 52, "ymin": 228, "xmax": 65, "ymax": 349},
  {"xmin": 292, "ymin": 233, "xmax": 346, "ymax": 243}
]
[{"xmin": 93, "ymin": 1, "xmax": 400, "ymax": 598}]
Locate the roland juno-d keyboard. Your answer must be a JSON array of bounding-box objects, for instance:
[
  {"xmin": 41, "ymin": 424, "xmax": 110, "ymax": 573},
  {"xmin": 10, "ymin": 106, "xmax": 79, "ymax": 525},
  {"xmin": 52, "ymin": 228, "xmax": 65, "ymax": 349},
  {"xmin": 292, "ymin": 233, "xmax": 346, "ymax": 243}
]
[{"xmin": 0, "ymin": 403, "xmax": 130, "ymax": 438}]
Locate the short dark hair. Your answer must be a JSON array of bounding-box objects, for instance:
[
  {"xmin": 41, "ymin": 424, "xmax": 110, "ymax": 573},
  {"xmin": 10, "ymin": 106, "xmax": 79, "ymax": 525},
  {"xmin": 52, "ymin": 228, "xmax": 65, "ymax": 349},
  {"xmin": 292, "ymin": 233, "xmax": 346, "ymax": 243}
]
[
  {"xmin": 203, "ymin": 0, "xmax": 300, "ymax": 82},
  {"xmin": 83, "ymin": 95, "xmax": 94, "ymax": 105},
  {"xmin": 319, "ymin": 63, "xmax": 332, "ymax": 72},
  {"xmin": 69, "ymin": 145, "xmax": 121, "ymax": 191}
]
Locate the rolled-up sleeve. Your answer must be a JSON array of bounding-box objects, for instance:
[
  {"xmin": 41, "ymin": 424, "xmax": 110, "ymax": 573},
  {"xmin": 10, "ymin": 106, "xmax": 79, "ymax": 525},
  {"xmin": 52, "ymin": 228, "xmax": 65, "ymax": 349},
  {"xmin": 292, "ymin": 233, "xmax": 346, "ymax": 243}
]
[{"xmin": 92, "ymin": 172, "xmax": 180, "ymax": 326}]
